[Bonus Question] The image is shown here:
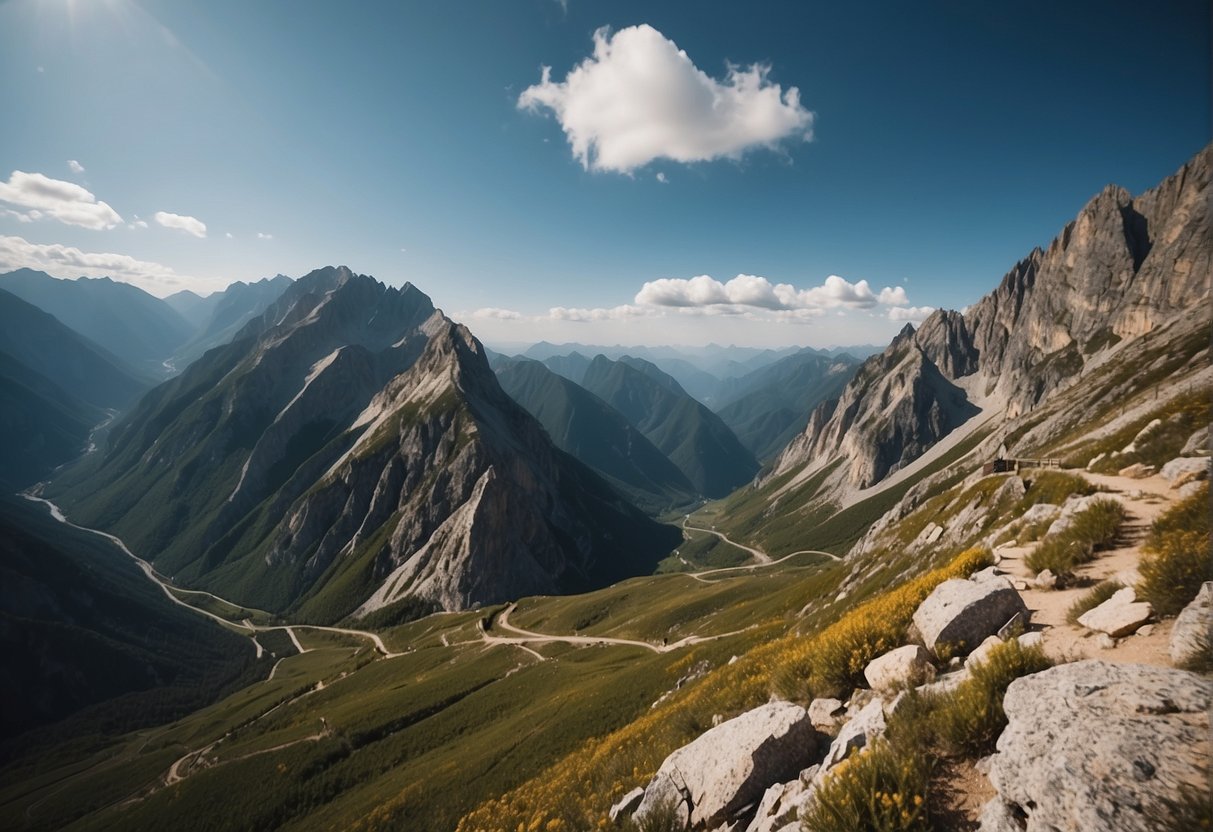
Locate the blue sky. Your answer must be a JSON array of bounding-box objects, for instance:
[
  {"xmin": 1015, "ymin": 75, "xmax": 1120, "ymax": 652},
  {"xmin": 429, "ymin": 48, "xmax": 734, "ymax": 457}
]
[{"xmin": 0, "ymin": 0, "xmax": 1207, "ymax": 347}]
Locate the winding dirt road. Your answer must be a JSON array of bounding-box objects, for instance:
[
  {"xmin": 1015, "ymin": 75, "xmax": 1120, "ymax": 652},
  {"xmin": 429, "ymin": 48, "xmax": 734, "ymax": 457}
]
[
  {"xmin": 680, "ymin": 515, "xmax": 842, "ymax": 579},
  {"xmin": 479, "ymin": 603, "xmax": 747, "ymax": 657},
  {"xmin": 22, "ymin": 493, "xmax": 403, "ymax": 659}
]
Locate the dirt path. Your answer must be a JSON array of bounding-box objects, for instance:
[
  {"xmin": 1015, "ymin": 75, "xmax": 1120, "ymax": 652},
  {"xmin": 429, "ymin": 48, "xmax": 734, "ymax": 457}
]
[
  {"xmin": 683, "ymin": 516, "xmax": 771, "ymax": 563},
  {"xmin": 23, "ymin": 494, "xmax": 404, "ymax": 660},
  {"xmin": 480, "ymin": 603, "xmax": 747, "ymax": 655},
  {"xmin": 996, "ymin": 471, "xmax": 1179, "ymax": 667},
  {"xmin": 681, "ymin": 516, "xmax": 842, "ymax": 579}
]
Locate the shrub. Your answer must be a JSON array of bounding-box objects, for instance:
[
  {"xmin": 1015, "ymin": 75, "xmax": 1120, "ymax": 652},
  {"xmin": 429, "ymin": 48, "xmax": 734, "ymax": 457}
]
[
  {"xmin": 1139, "ymin": 483, "xmax": 1210, "ymax": 616},
  {"xmin": 1066, "ymin": 580, "xmax": 1124, "ymax": 625},
  {"xmin": 1025, "ymin": 498, "xmax": 1125, "ymax": 575},
  {"xmin": 800, "ymin": 741, "xmax": 931, "ymax": 832},
  {"xmin": 927, "ymin": 640, "xmax": 1052, "ymax": 758},
  {"xmin": 885, "ymin": 639, "xmax": 1052, "ymax": 761}
]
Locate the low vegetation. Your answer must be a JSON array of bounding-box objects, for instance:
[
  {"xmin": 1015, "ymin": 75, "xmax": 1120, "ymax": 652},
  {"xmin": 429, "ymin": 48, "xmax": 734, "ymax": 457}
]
[
  {"xmin": 1059, "ymin": 388, "xmax": 1209, "ymax": 472},
  {"xmin": 1138, "ymin": 483, "xmax": 1210, "ymax": 616},
  {"xmin": 1025, "ymin": 498, "xmax": 1125, "ymax": 576},
  {"xmin": 806, "ymin": 640, "xmax": 1052, "ymax": 831},
  {"xmin": 456, "ymin": 547, "xmax": 991, "ymax": 832}
]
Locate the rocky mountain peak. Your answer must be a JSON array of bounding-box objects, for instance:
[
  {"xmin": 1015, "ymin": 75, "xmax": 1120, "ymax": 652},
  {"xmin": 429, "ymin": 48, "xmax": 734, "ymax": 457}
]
[{"xmin": 770, "ymin": 143, "xmax": 1211, "ymax": 491}]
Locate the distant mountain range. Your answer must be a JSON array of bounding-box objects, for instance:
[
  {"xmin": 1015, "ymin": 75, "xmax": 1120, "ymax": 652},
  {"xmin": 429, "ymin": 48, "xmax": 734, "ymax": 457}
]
[
  {"xmin": 517, "ymin": 340, "xmax": 880, "ymax": 406},
  {"xmin": 494, "ymin": 358, "xmax": 697, "ymax": 513},
  {"xmin": 0, "ymin": 269, "xmax": 294, "ymax": 378},
  {"xmin": 0, "ymin": 289, "xmax": 152, "ymax": 487},
  {"xmin": 579, "ymin": 354, "xmax": 759, "ymax": 497},
  {"xmin": 48, "ymin": 268, "xmax": 679, "ymax": 621}
]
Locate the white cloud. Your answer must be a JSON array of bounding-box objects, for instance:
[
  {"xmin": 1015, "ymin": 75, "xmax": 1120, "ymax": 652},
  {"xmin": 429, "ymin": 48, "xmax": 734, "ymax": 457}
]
[
  {"xmin": 518, "ymin": 24, "xmax": 813, "ymax": 173},
  {"xmin": 887, "ymin": 305, "xmax": 936, "ymax": 322},
  {"xmin": 634, "ymin": 273, "xmax": 909, "ymax": 313},
  {"xmin": 67, "ymin": 159, "xmax": 85, "ymax": 174},
  {"xmin": 154, "ymin": 210, "xmax": 207, "ymax": 238},
  {"xmin": 877, "ymin": 285, "xmax": 909, "ymax": 306},
  {"xmin": 129, "ymin": 219, "xmax": 148, "ymax": 229},
  {"xmin": 0, "ymin": 234, "xmax": 190, "ymax": 291},
  {"xmin": 257, "ymin": 232, "xmax": 273, "ymax": 240},
  {"xmin": 548, "ymin": 304, "xmax": 654, "ymax": 322},
  {"xmin": 225, "ymin": 231, "xmax": 234, "ymax": 239},
  {"xmin": 656, "ymin": 172, "xmax": 668, "ymax": 184},
  {"xmin": 472, "ymin": 307, "xmax": 523, "ymax": 320},
  {"xmin": 0, "ymin": 170, "xmax": 122, "ymax": 230}
]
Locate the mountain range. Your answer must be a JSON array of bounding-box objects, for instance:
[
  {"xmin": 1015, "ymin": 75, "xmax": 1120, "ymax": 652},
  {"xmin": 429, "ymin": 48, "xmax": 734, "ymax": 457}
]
[{"xmin": 47, "ymin": 267, "xmax": 679, "ymax": 621}]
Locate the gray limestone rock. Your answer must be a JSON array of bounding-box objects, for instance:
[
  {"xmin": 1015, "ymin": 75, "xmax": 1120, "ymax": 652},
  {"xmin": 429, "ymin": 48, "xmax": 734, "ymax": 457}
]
[
  {"xmin": 634, "ymin": 702, "xmax": 818, "ymax": 830},
  {"xmin": 912, "ymin": 576, "xmax": 1030, "ymax": 655},
  {"xmin": 1170, "ymin": 582, "xmax": 1212, "ymax": 664},
  {"xmin": 983, "ymin": 661, "xmax": 1212, "ymax": 832}
]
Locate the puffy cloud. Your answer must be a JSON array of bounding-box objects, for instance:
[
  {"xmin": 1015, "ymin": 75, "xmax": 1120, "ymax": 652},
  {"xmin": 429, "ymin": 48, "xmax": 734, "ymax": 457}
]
[
  {"xmin": 0, "ymin": 170, "xmax": 122, "ymax": 230},
  {"xmin": 519, "ymin": 25, "xmax": 813, "ymax": 173},
  {"xmin": 655, "ymin": 172, "xmax": 668, "ymax": 184},
  {"xmin": 635, "ymin": 273, "xmax": 909, "ymax": 312},
  {"xmin": 887, "ymin": 305, "xmax": 936, "ymax": 322},
  {"xmin": 878, "ymin": 285, "xmax": 909, "ymax": 306},
  {"xmin": 154, "ymin": 210, "xmax": 207, "ymax": 238},
  {"xmin": 472, "ymin": 307, "xmax": 522, "ymax": 320},
  {"xmin": 67, "ymin": 159, "xmax": 85, "ymax": 174},
  {"xmin": 548, "ymin": 304, "xmax": 654, "ymax": 322},
  {"xmin": 225, "ymin": 231, "xmax": 234, "ymax": 239},
  {"xmin": 257, "ymin": 232, "xmax": 273, "ymax": 240},
  {"xmin": 0, "ymin": 234, "xmax": 187, "ymax": 289}
]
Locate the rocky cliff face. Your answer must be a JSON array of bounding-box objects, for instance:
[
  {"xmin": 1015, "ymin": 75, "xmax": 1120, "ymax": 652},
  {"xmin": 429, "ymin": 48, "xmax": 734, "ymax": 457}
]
[
  {"xmin": 770, "ymin": 144, "xmax": 1212, "ymax": 489},
  {"xmin": 53, "ymin": 267, "xmax": 677, "ymax": 619}
]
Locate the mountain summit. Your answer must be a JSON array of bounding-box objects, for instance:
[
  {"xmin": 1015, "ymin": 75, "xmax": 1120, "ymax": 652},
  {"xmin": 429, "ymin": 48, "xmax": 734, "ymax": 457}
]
[
  {"xmin": 771, "ymin": 144, "xmax": 1212, "ymax": 491},
  {"xmin": 50, "ymin": 267, "xmax": 677, "ymax": 620}
]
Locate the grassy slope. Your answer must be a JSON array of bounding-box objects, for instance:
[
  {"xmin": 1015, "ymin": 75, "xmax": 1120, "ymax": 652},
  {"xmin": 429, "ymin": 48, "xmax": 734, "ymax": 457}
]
[{"xmin": 0, "ymin": 550, "xmax": 840, "ymax": 832}]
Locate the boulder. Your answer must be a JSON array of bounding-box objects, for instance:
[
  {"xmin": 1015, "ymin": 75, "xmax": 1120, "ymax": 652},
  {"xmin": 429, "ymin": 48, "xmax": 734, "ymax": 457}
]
[
  {"xmin": 1160, "ymin": 456, "xmax": 1208, "ymax": 483},
  {"xmin": 819, "ymin": 697, "xmax": 886, "ymax": 771},
  {"xmin": 1016, "ymin": 631, "xmax": 1043, "ymax": 649},
  {"xmin": 1178, "ymin": 480, "xmax": 1204, "ymax": 499},
  {"xmin": 1020, "ymin": 503, "xmax": 1060, "ymax": 527},
  {"xmin": 1181, "ymin": 425, "xmax": 1209, "ymax": 456},
  {"xmin": 1046, "ymin": 494, "xmax": 1118, "ymax": 536},
  {"xmin": 983, "ymin": 661, "xmax": 1212, "ymax": 832},
  {"xmin": 978, "ymin": 797, "xmax": 1027, "ymax": 832},
  {"xmin": 609, "ymin": 787, "xmax": 645, "ymax": 823},
  {"xmin": 633, "ymin": 701, "xmax": 817, "ymax": 830},
  {"xmin": 863, "ymin": 645, "xmax": 934, "ymax": 692},
  {"xmin": 997, "ymin": 611, "xmax": 1026, "ymax": 639},
  {"xmin": 745, "ymin": 766, "xmax": 819, "ymax": 832},
  {"xmin": 1123, "ymin": 418, "xmax": 1162, "ymax": 454},
  {"xmin": 1117, "ymin": 462, "xmax": 1155, "ymax": 479},
  {"xmin": 1170, "ymin": 582, "xmax": 1212, "ymax": 664},
  {"xmin": 1032, "ymin": 568, "xmax": 1057, "ymax": 590},
  {"xmin": 970, "ymin": 565, "xmax": 1002, "ymax": 582},
  {"xmin": 807, "ymin": 698, "xmax": 845, "ymax": 733},
  {"xmin": 964, "ymin": 635, "xmax": 1004, "ymax": 670},
  {"xmin": 912, "ymin": 576, "xmax": 1030, "ymax": 655},
  {"xmin": 1077, "ymin": 587, "xmax": 1152, "ymax": 637}
]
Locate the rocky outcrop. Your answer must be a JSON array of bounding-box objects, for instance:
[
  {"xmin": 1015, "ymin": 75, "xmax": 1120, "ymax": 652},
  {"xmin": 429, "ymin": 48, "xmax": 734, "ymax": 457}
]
[
  {"xmin": 912, "ymin": 574, "xmax": 1030, "ymax": 655},
  {"xmin": 807, "ymin": 698, "xmax": 846, "ymax": 733},
  {"xmin": 1170, "ymin": 582, "xmax": 1212, "ymax": 664},
  {"xmin": 981, "ymin": 661, "xmax": 1212, "ymax": 832},
  {"xmin": 1160, "ymin": 456, "xmax": 1208, "ymax": 483},
  {"xmin": 818, "ymin": 697, "xmax": 887, "ymax": 771},
  {"xmin": 632, "ymin": 702, "xmax": 818, "ymax": 830},
  {"xmin": 768, "ymin": 144, "xmax": 1212, "ymax": 491}
]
